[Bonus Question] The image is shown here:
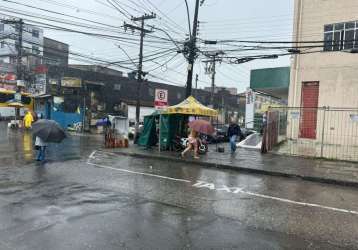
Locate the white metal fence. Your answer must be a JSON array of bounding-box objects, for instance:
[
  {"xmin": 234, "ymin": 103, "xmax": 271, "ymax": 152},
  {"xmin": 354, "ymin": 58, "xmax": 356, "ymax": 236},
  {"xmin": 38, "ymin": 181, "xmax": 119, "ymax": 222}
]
[{"xmin": 265, "ymin": 107, "xmax": 358, "ymax": 162}]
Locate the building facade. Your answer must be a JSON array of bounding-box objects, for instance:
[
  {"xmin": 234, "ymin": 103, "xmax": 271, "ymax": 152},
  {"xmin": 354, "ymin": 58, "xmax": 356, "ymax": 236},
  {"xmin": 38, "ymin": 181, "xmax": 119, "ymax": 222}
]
[
  {"xmin": 289, "ymin": 0, "xmax": 358, "ymax": 109},
  {"xmin": 0, "ymin": 22, "xmax": 43, "ymax": 73},
  {"xmin": 278, "ymin": 0, "xmax": 358, "ymax": 161},
  {"xmin": 44, "ymin": 65, "xmax": 243, "ymax": 130},
  {"xmin": 250, "ymin": 67, "xmax": 290, "ymax": 101},
  {"xmin": 43, "ymin": 37, "xmax": 69, "ymax": 67},
  {"xmin": 203, "ymin": 86, "xmax": 238, "ymax": 95}
]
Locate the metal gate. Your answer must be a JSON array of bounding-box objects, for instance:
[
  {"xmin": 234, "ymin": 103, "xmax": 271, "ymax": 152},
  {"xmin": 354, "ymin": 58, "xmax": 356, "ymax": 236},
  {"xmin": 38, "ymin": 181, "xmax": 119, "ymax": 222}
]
[{"xmin": 263, "ymin": 107, "xmax": 358, "ymax": 162}]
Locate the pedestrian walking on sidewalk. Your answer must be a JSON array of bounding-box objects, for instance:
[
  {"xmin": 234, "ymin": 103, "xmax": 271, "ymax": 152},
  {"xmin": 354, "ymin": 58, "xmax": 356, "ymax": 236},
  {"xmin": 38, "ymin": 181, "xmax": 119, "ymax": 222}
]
[
  {"xmin": 35, "ymin": 136, "xmax": 47, "ymax": 161},
  {"xmin": 181, "ymin": 130, "xmax": 200, "ymax": 159},
  {"xmin": 227, "ymin": 119, "xmax": 241, "ymax": 153}
]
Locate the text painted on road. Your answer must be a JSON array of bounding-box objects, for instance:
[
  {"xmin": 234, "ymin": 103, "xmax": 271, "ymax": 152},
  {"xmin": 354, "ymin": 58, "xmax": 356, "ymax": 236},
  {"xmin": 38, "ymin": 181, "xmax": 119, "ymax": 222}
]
[{"xmin": 88, "ymin": 151, "xmax": 358, "ymax": 216}]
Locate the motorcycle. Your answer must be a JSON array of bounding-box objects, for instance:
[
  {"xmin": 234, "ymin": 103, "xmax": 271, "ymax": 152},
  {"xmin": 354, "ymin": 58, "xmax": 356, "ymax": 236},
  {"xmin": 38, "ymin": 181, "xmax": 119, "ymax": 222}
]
[{"xmin": 172, "ymin": 135, "xmax": 208, "ymax": 154}]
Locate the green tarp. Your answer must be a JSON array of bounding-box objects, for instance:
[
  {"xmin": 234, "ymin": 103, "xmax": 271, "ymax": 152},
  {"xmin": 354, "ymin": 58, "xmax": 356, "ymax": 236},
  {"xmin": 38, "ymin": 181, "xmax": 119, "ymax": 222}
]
[
  {"xmin": 138, "ymin": 115, "xmax": 157, "ymax": 147},
  {"xmin": 138, "ymin": 112, "xmax": 186, "ymax": 149}
]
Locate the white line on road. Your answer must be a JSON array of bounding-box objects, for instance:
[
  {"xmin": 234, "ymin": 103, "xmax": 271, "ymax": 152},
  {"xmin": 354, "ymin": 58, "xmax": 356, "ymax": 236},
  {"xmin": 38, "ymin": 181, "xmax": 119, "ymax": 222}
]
[
  {"xmin": 87, "ymin": 161, "xmax": 191, "ymax": 183},
  {"xmin": 87, "ymin": 152, "xmax": 358, "ymax": 216},
  {"xmin": 193, "ymin": 181, "xmax": 358, "ymax": 216},
  {"xmin": 88, "ymin": 150, "xmax": 97, "ymax": 159},
  {"xmin": 241, "ymin": 190, "xmax": 358, "ymax": 215}
]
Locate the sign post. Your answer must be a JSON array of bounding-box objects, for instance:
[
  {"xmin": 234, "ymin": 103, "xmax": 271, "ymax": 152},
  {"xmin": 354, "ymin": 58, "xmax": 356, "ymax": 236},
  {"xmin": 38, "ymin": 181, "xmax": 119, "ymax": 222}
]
[{"xmin": 155, "ymin": 89, "xmax": 168, "ymax": 152}]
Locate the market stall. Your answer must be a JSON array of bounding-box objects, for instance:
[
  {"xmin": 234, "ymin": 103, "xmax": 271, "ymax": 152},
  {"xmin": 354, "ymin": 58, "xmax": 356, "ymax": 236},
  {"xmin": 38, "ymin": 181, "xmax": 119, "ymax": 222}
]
[{"xmin": 138, "ymin": 96, "xmax": 218, "ymax": 150}]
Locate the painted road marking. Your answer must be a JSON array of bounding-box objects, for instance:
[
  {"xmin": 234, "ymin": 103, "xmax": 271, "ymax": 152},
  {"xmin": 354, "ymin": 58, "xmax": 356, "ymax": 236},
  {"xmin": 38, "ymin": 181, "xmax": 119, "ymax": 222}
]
[
  {"xmin": 87, "ymin": 151, "xmax": 358, "ymax": 216},
  {"xmin": 87, "ymin": 161, "xmax": 191, "ymax": 183},
  {"xmin": 192, "ymin": 181, "xmax": 358, "ymax": 216},
  {"xmin": 88, "ymin": 150, "xmax": 97, "ymax": 159}
]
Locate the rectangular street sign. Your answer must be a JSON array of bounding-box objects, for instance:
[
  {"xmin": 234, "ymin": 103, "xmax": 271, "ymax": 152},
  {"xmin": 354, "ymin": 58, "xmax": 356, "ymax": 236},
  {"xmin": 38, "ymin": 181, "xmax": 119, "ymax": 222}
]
[{"xmin": 155, "ymin": 89, "xmax": 168, "ymax": 110}]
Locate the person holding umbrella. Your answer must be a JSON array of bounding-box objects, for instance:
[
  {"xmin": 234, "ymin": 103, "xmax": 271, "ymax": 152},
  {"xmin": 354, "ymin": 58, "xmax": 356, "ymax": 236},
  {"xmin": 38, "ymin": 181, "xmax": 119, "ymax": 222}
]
[
  {"xmin": 181, "ymin": 119, "xmax": 215, "ymax": 159},
  {"xmin": 181, "ymin": 129, "xmax": 200, "ymax": 159},
  {"xmin": 32, "ymin": 119, "xmax": 67, "ymax": 162},
  {"xmin": 35, "ymin": 135, "xmax": 47, "ymax": 161}
]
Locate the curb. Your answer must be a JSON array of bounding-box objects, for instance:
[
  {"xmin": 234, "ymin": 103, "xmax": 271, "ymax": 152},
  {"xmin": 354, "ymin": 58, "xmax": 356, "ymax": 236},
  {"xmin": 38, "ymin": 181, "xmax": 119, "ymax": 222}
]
[{"xmin": 111, "ymin": 150, "xmax": 358, "ymax": 188}]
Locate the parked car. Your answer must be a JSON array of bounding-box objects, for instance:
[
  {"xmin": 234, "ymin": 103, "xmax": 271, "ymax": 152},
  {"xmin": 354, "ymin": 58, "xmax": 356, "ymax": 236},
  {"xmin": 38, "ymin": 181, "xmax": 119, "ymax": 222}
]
[{"xmin": 204, "ymin": 124, "xmax": 255, "ymax": 144}]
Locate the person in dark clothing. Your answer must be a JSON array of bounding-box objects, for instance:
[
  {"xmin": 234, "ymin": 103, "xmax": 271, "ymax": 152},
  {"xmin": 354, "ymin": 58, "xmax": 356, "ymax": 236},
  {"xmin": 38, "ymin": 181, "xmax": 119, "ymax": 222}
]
[{"xmin": 227, "ymin": 119, "xmax": 241, "ymax": 153}]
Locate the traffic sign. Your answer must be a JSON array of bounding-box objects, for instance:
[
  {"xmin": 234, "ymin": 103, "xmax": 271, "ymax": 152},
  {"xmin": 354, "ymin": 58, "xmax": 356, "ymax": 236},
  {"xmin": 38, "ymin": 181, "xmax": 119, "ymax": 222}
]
[{"xmin": 154, "ymin": 89, "xmax": 168, "ymax": 110}]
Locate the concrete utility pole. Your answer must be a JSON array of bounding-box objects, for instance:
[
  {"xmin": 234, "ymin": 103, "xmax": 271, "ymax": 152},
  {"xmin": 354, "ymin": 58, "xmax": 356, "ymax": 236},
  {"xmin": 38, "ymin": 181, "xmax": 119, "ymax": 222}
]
[
  {"xmin": 2, "ymin": 19, "xmax": 24, "ymax": 83},
  {"xmin": 195, "ymin": 73, "xmax": 198, "ymax": 97},
  {"xmin": 185, "ymin": 0, "xmax": 201, "ymax": 97},
  {"xmin": 124, "ymin": 13, "xmax": 156, "ymax": 138},
  {"xmin": 203, "ymin": 51, "xmax": 224, "ymax": 107},
  {"xmin": 16, "ymin": 19, "xmax": 23, "ymax": 83}
]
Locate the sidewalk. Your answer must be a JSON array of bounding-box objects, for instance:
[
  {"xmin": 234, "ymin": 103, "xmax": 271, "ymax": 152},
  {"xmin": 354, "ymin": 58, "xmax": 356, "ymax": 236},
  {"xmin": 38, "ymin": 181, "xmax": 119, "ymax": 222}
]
[{"xmin": 107, "ymin": 143, "xmax": 358, "ymax": 187}]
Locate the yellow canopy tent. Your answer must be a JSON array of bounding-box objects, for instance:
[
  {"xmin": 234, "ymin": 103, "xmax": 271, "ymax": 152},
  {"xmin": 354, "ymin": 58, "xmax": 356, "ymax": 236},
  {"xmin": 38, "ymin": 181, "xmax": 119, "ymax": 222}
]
[{"xmin": 165, "ymin": 96, "xmax": 218, "ymax": 117}]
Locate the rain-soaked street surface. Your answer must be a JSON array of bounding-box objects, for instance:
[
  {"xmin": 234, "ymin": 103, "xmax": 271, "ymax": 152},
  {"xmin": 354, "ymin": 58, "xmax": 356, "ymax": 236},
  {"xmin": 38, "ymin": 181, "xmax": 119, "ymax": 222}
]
[{"xmin": 0, "ymin": 122, "xmax": 358, "ymax": 249}]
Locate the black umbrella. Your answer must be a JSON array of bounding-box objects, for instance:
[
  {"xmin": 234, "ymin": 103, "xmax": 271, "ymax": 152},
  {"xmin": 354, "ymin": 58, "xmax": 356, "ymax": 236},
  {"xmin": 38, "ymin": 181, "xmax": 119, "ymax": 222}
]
[{"xmin": 32, "ymin": 119, "xmax": 67, "ymax": 143}]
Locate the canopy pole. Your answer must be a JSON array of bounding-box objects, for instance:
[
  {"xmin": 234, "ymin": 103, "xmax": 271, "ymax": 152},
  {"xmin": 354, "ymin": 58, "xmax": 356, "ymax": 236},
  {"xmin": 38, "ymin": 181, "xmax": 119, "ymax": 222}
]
[
  {"xmin": 159, "ymin": 114, "xmax": 161, "ymax": 152},
  {"xmin": 216, "ymin": 115, "xmax": 218, "ymax": 152}
]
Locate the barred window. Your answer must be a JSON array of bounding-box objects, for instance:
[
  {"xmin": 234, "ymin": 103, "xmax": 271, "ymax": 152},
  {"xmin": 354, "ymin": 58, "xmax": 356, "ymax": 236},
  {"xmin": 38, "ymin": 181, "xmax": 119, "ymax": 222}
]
[{"xmin": 324, "ymin": 21, "xmax": 358, "ymax": 51}]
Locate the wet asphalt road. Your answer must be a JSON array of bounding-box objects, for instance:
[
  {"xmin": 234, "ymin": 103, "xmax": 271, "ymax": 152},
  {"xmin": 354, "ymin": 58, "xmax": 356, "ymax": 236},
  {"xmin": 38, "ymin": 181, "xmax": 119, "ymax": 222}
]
[{"xmin": 0, "ymin": 122, "xmax": 358, "ymax": 249}]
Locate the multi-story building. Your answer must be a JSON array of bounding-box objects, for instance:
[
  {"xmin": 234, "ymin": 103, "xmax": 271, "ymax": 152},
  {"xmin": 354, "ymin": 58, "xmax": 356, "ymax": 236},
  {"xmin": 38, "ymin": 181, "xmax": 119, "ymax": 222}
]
[
  {"xmin": 204, "ymin": 86, "xmax": 238, "ymax": 95},
  {"xmin": 0, "ymin": 21, "xmax": 43, "ymax": 73},
  {"xmin": 43, "ymin": 37, "xmax": 69, "ymax": 67},
  {"xmin": 289, "ymin": 0, "xmax": 358, "ymax": 109},
  {"xmin": 279, "ymin": 0, "xmax": 358, "ymax": 161}
]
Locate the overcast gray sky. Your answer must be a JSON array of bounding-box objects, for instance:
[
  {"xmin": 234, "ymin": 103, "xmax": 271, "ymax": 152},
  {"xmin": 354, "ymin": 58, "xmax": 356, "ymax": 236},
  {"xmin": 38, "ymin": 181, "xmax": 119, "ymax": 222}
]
[{"xmin": 0, "ymin": 0, "xmax": 294, "ymax": 93}]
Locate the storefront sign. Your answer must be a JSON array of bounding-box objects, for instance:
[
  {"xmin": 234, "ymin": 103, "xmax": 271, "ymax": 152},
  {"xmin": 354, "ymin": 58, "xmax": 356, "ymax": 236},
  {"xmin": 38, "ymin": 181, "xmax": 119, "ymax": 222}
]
[
  {"xmin": 0, "ymin": 83, "xmax": 16, "ymax": 90},
  {"xmin": 61, "ymin": 77, "xmax": 82, "ymax": 88},
  {"xmin": 0, "ymin": 72, "xmax": 16, "ymax": 82},
  {"xmin": 17, "ymin": 80, "xmax": 25, "ymax": 87},
  {"xmin": 49, "ymin": 79, "xmax": 58, "ymax": 85},
  {"xmin": 155, "ymin": 89, "xmax": 168, "ymax": 110},
  {"xmin": 34, "ymin": 65, "xmax": 48, "ymax": 74},
  {"xmin": 245, "ymin": 88, "xmax": 256, "ymax": 129},
  {"xmin": 29, "ymin": 74, "xmax": 46, "ymax": 95}
]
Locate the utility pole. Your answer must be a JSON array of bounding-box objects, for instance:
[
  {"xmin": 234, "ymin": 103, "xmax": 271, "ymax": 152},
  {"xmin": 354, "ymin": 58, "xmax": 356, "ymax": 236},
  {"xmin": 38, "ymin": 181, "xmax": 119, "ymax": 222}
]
[
  {"xmin": 195, "ymin": 74, "xmax": 198, "ymax": 97},
  {"xmin": 124, "ymin": 13, "xmax": 156, "ymax": 138},
  {"xmin": 185, "ymin": 0, "xmax": 201, "ymax": 97},
  {"xmin": 16, "ymin": 19, "xmax": 23, "ymax": 84},
  {"xmin": 2, "ymin": 19, "xmax": 24, "ymax": 86},
  {"xmin": 203, "ymin": 51, "xmax": 224, "ymax": 107}
]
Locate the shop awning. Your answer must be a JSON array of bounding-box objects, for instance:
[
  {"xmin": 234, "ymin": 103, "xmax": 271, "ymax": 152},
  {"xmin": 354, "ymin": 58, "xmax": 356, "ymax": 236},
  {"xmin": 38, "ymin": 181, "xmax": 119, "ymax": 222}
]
[{"xmin": 165, "ymin": 96, "xmax": 218, "ymax": 117}]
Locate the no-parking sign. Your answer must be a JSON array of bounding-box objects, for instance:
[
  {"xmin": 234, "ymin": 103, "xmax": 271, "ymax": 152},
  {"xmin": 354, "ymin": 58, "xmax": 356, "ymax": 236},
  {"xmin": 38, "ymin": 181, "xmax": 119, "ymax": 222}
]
[{"xmin": 155, "ymin": 89, "xmax": 168, "ymax": 110}]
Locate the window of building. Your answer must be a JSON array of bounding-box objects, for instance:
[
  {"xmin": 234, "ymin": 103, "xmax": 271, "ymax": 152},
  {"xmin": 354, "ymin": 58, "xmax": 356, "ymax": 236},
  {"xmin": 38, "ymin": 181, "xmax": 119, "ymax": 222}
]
[
  {"xmin": 0, "ymin": 24, "xmax": 4, "ymax": 32},
  {"xmin": 32, "ymin": 29, "xmax": 39, "ymax": 38},
  {"xmin": 0, "ymin": 41, "xmax": 4, "ymax": 48},
  {"xmin": 324, "ymin": 21, "xmax": 358, "ymax": 51},
  {"xmin": 32, "ymin": 45, "xmax": 40, "ymax": 55},
  {"xmin": 114, "ymin": 84, "xmax": 121, "ymax": 91}
]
